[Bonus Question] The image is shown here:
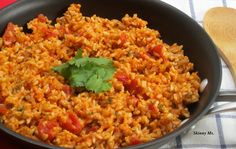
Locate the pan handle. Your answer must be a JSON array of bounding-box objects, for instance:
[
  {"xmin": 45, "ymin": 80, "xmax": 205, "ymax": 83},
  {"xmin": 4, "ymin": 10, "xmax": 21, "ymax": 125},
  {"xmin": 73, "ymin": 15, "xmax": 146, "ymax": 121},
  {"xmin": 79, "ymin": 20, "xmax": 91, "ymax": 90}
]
[
  {"xmin": 215, "ymin": 90, "xmax": 236, "ymax": 102},
  {"xmin": 205, "ymin": 90, "xmax": 236, "ymax": 115},
  {"xmin": 200, "ymin": 90, "xmax": 236, "ymax": 117},
  {"xmin": 181, "ymin": 97, "xmax": 236, "ymax": 125},
  {"xmin": 200, "ymin": 79, "xmax": 236, "ymax": 102},
  {"xmin": 207, "ymin": 102, "xmax": 236, "ymax": 115},
  {"xmin": 181, "ymin": 102, "xmax": 236, "ymax": 126},
  {"xmin": 204, "ymin": 90, "xmax": 236, "ymax": 115}
]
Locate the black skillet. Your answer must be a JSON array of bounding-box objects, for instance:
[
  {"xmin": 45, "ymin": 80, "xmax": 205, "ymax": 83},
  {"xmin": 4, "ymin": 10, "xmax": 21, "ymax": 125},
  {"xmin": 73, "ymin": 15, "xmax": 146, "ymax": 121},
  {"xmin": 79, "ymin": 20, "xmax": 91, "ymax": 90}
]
[{"xmin": 0, "ymin": 0, "xmax": 222, "ymax": 148}]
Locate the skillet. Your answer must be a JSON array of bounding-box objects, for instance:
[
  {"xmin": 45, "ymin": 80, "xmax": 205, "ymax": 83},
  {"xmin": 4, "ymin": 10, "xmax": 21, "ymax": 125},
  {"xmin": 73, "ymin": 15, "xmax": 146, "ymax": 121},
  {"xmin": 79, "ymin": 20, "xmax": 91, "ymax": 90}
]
[{"xmin": 0, "ymin": 0, "xmax": 222, "ymax": 148}]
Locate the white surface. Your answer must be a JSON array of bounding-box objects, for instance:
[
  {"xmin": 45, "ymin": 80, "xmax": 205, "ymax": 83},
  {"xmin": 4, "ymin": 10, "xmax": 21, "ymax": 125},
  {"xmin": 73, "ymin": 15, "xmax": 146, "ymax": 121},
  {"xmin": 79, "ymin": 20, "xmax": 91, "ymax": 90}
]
[{"xmin": 193, "ymin": 0, "xmax": 223, "ymax": 21}]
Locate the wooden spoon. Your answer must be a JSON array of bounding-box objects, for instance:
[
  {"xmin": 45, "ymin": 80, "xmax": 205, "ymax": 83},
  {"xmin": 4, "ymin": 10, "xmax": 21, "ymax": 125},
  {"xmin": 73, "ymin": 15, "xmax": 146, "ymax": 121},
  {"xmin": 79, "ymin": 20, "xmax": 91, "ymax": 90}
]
[{"xmin": 203, "ymin": 7, "xmax": 236, "ymax": 81}]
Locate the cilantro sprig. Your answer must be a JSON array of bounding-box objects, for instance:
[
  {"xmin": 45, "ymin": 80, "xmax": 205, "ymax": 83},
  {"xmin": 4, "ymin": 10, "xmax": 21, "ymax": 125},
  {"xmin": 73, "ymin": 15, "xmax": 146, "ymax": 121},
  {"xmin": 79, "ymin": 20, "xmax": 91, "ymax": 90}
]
[{"xmin": 52, "ymin": 49, "xmax": 116, "ymax": 93}]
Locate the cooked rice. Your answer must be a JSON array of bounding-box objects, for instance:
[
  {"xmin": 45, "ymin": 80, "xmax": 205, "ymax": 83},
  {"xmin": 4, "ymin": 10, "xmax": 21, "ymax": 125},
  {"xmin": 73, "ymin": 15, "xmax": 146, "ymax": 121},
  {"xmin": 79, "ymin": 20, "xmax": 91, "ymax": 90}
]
[{"xmin": 0, "ymin": 4, "xmax": 200, "ymax": 149}]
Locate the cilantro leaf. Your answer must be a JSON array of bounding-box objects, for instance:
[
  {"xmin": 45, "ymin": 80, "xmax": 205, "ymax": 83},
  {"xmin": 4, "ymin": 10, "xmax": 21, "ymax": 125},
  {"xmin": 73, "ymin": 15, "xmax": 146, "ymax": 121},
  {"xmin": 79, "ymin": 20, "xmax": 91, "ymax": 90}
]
[
  {"xmin": 86, "ymin": 74, "xmax": 103, "ymax": 93},
  {"xmin": 52, "ymin": 63, "xmax": 71, "ymax": 78},
  {"xmin": 74, "ymin": 48, "xmax": 83, "ymax": 59},
  {"xmin": 52, "ymin": 49, "xmax": 116, "ymax": 93}
]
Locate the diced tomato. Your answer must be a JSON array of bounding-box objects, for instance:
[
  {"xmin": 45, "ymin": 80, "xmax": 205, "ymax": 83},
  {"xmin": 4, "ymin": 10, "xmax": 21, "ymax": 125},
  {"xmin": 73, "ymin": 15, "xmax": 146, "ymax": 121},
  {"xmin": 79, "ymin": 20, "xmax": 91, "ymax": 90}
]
[
  {"xmin": 62, "ymin": 85, "xmax": 72, "ymax": 96},
  {"xmin": 153, "ymin": 45, "xmax": 163, "ymax": 56},
  {"xmin": 125, "ymin": 79, "xmax": 148, "ymax": 99},
  {"xmin": 41, "ymin": 27, "xmax": 57, "ymax": 39},
  {"xmin": 129, "ymin": 137, "xmax": 142, "ymax": 145},
  {"xmin": 45, "ymin": 29, "xmax": 57, "ymax": 39},
  {"xmin": 116, "ymin": 72, "xmax": 148, "ymax": 99},
  {"xmin": 0, "ymin": 104, "xmax": 7, "ymax": 115},
  {"xmin": 2, "ymin": 22, "xmax": 17, "ymax": 46},
  {"xmin": 37, "ymin": 120, "xmax": 58, "ymax": 141},
  {"xmin": 148, "ymin": 104, "xmax": 158, "ymax": 113},
  {"xmin": 148, "ymin": 103, "xmax": 160, "ymax": 118},
  {"xmin": 119, "ymin": 33, "xmax": 128, "ymax": 45},
  {"xmin": 116, "ymin": 72, "xmax": 130, "ymax": 85},
  {"xmin": 149, "ymin": 45, "xmax": 165, "ymax": 59},
  {"xmin": 60, "ymin": 112, "xmax": 82, "ymax": 135},
  {"xmin": 125, "ymin": 79, "xmax": 143, "ymax": 95},
  {"xmin": 37, "ymin": 14, "xmax": 47, "ymax": 23}
]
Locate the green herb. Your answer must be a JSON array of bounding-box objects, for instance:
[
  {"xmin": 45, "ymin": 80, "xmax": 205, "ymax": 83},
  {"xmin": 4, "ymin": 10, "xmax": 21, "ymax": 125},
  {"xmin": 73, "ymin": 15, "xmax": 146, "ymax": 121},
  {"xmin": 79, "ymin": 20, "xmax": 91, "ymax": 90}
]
[
  {"xmin": 158, "ymin": 104, "xmax": 164, "ymax": 110},
  {"xmin": 52, "ymin": 49, "xmax": 116, "ymax": 93},
  {"xmin": 17, "ymin": 106, "xmax": 24, "ymax": 112}
]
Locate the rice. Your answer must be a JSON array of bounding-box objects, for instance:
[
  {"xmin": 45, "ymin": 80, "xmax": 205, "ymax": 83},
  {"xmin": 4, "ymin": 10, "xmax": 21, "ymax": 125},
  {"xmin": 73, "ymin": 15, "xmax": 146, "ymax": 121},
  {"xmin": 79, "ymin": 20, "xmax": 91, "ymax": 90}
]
[{"xmin": 0, "ymin": 4, "xmax": 200, "ymax": 149}]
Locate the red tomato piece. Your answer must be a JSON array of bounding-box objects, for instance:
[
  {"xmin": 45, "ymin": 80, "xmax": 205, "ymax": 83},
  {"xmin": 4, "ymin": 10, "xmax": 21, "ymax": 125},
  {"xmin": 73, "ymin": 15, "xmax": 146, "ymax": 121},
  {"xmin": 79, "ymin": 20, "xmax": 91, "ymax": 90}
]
[
  {"xmin": 2, "ymin": 22, "xmax": 17, "ymax": 46},
  {"xmin": 116, "ymin": 72, "xmax": 130, "ymax": 85},
  {"xmin": 129, "ymin": 137, "xmax": 142, "ymax": 145},
  {"xmin": 116, "ymin": 73, "xmax": 148, "ymax": 99},
  {"xmin": 45, "ymin": 29, "xmax": 57, "ymax": 39},
  {"xmin": 153, "ymin": 45, "xmax": 163, "ymax": 56},
  {"xmin": 60, "ymin": 112, "xmax": 82, "ymax": 135},
  {"xmin": 125, "ymin": 79, "xmax": 142, "ymax": 95},
  {"xmin": 148, "ymin": 103, "xmax": 160, "ymax": 118},
  {"xmin": 149, "ymin": 45, "xmax": 165, "ymax": 59},
  {"xmin": 62, "ymin": 85, "xmax": 72, "ymax": 96},
  {"xmin": 148, "ymin": 104, "xmax": 158, "ymax": 113},
  {"xmin": 37, "ymin": 120, "xmax": 58, "ymax": 141},
  {"xmin": 0, "ymin": 104, "xmax": 7, "ymax": 115},
  {"xmin": 119, "ymin": 33, "xmax": 128, "ymax": 45},
  {"xmin": 126, "ymin": 80, "xmax": 148, "ymax": 99},
  {"xmin": 41, "ymin": 27, "xmax": 57, "ymax": 39}
]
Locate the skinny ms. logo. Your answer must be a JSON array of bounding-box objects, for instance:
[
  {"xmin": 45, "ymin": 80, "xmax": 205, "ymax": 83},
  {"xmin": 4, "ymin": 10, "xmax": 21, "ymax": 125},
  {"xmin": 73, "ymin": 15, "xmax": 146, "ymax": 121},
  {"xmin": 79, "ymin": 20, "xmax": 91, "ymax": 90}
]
[{"xmin": 193, "ymin": 130, "xmax": 214, "ymax": 136}]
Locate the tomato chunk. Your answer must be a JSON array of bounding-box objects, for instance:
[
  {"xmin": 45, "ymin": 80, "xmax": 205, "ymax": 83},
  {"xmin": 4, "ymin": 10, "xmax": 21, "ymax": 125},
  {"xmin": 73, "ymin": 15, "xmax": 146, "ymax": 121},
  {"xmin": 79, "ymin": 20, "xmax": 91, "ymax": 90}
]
[
  {"xmin": 3, "ymin": 22, "xmax": 17, "ymax": 46},
  {"xmin": 0, "ymin": 104, "xmax": 7, "ymax": 115},
  {"xmin": 40, "ymin": 27, "xmax": 57, "ymax": 39},
  {"xmin": 37, "ymin": 120, "xmax": 58, "ymax": 141},
  {"xmin": 153, "ymin": 45, "xmax": 163, "ymax": 55},
  {"xmin": 149, "ymin": 45, "xmax": 165, "ymax": 59},
  {"xmin": 126, "ymin": 80, "xmax": 148, "ymax": 99},
  {"xmin": 116, "ymin": 72, "xmax": 148, "ymax": 99},
  {"xmin": 44, "ymin": 29, "xmax": 57, "ymax": 39},
  {"xmin": 129, "ymin": 137, "xmax": 142, "ymax": 145},
  {"xmin": 116, "ymin": 72, "xmax": 130, "ymax": 85},
  {"xmin": 148, "ymin": 103, "xmax": 160, "ymax": 118},
  {"xmin": 148, "ymin": 104, "xmax": 158, "ymax": 113},
  {"xmin": 119, "ymin": 33, "xmax": 128, "ymax": 45},
  {"xmin": 62, "ymin": 85, "xmax": 73, "ymax": 96},
  {"xmin": 60, "ymin": 112, "xmax": 82, "ymax": 135},
  {"xmin": 125, "ymin": 79, "xmax": 141, "ymax": 94},
  {"xmin": 116, "ymin": 72, "xmax": 139, "ymax": 94}
]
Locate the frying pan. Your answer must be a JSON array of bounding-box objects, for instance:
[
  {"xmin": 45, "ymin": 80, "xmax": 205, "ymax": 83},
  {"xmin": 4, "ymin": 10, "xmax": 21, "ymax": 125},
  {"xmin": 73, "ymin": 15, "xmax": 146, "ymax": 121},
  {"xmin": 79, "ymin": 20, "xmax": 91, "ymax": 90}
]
[{"xmin": 0, "ymin": 0, "xmax": 223, "ymax": 148}]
